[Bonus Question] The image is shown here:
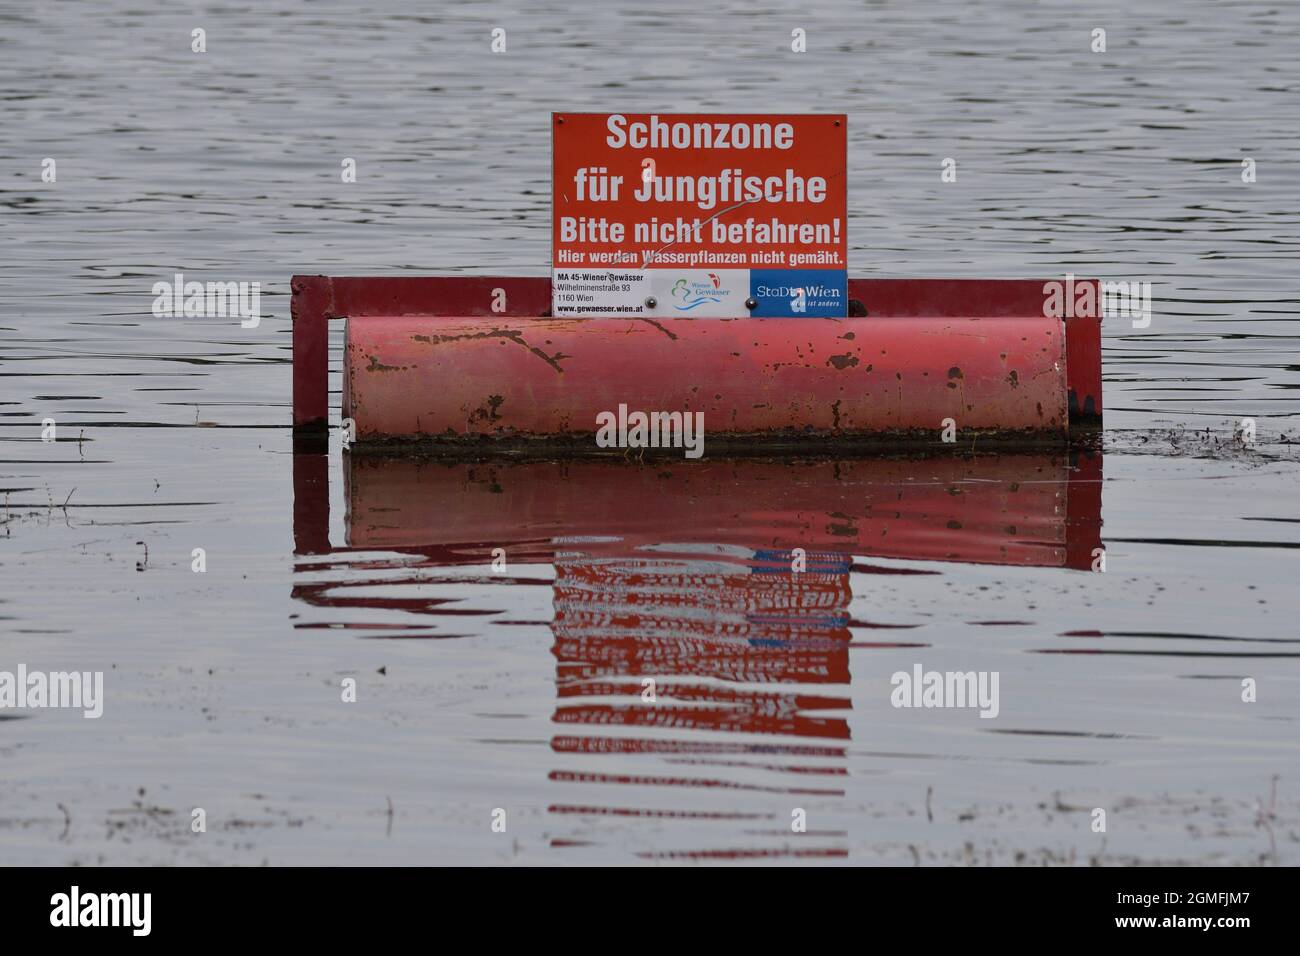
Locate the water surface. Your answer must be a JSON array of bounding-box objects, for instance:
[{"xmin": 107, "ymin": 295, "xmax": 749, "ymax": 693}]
[{"xmin": 1, "ymin": 0, "xmax": 1297, "ymax": 864}]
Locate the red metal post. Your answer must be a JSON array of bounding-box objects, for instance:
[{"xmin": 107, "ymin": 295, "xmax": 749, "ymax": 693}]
[{"xmin": 291, "ymin": 275, "xmax": 334, "ymax": 434}]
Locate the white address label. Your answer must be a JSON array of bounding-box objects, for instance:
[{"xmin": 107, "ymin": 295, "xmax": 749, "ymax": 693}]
[{"xmin": 552, "ymin": 269, "xmax": 650, "ymax": 316}]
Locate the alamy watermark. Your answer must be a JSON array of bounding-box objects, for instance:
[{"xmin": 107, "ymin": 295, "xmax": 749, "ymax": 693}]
[
  {"xmin": 0, "ymin": 664, "xmax": 103, "ymax": 718},
  {"xmin": 1043, "ymin": 272, "xmax": 1151, "ymax": 329},
  {"xmin": 152, "ymin": 272, "xmax": 261, "ymax": 328},
  {"xmin": 595, "ymin": 403, "xmax": 704, "ymax": 458},
  {"xmin": 890, "ymin": 664, "xmax": 999, "ymax": 718},
  {"xmin": 50, "ymin": 886, "xmax": 150, "ymax": 936}
]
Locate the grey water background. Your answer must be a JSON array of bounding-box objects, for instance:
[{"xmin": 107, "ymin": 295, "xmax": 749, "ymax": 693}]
[{"xmin": 1, "ymin": 0, "xmax": 1298, "ymax": 864}]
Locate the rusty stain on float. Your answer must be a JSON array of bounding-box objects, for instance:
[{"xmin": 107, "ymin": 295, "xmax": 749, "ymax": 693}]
[
  {"xmin": 344, "ymin": 314, "xmax": 1064, "ymax": 443},
  {"xmin": 291, "ymin": 276, "xmax": 1102, "ymax": 450}
]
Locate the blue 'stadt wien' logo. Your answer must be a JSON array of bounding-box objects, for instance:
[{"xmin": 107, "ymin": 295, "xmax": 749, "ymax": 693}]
[{"xmin": 749, "ymin": 268, "xmax": 848, "ymax": 317}]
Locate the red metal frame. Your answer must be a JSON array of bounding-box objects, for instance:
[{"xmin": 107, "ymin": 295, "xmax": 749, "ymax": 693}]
[{"xmin": 291, "ymin": 275, "xmax": 1102, "ymax": 435}]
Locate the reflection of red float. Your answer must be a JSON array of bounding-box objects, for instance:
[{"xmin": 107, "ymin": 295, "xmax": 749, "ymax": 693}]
[
  {"xmin": 334, "ymin": 453, "xmax": 1101, "ymax": 570},
  {"xmin": 291, "ymin": 276, "xmax": 1102, "ymax": 447}
]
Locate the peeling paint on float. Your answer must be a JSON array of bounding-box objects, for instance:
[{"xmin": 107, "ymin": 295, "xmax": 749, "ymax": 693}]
[{"xmin": 343, "ymin": 314, "xmax": 1067, "ymax": 445}]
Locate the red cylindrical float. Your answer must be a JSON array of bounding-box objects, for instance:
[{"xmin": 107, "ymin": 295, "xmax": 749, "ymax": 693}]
[{"xmin": 343, "ymin": 313, "xmax": 1067, "ymax": 444}]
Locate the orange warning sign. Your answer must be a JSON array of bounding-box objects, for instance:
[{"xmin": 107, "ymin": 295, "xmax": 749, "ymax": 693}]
[{"xmin": 552, "ymin": 113, "xmax": 846, "ymax": 272}]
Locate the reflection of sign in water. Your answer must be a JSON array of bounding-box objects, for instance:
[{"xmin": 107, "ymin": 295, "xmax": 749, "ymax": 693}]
[{"xmin": 547, "ymin": 548, "xmax": 854, "ymax": 858}]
